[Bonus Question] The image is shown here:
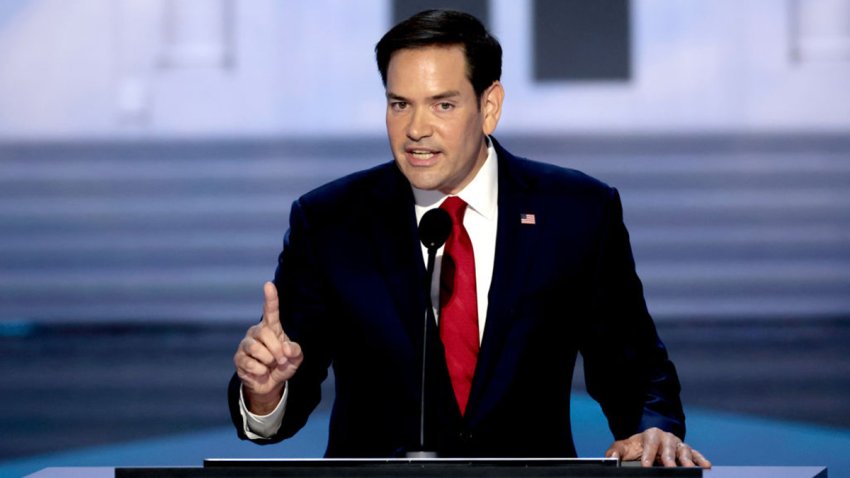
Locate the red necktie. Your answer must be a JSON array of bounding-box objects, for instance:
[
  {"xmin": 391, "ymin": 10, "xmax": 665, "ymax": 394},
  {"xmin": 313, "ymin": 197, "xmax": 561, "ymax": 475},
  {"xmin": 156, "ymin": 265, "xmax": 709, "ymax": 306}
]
[{"xmin": 439, "ymin": 196, "xmax": 479, "ymax": 415}]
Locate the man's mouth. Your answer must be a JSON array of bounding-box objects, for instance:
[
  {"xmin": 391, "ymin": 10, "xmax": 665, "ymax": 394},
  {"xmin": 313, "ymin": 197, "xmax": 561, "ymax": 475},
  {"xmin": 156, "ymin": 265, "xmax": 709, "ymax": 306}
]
[
  {"xmin": 405, "ymin": 148, "xmax": 441, "ymax": 165},
  {"xmin": 411, "ymin": 150, "xmax": 435, "ymax": 159}
]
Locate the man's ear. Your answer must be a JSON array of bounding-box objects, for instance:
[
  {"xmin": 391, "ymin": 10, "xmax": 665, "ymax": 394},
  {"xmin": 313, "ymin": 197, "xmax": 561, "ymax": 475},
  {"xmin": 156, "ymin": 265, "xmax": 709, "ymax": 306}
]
[{"xmin": 481, "ymin": 81, "xmax": 505, "ymax": 136}]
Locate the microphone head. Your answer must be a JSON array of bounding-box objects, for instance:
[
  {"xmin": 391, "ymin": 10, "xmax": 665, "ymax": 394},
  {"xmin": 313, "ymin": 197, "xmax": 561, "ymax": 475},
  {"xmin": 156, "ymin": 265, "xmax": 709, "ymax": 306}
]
[{"xmin": 419, "ymin": 208, "xmax": 452, "ymax": 251}]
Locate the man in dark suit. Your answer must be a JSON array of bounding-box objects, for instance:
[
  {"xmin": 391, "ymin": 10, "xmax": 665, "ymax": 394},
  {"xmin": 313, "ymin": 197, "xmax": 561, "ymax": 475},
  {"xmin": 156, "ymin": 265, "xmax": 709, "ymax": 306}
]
[{"xmin": 229, "ymin": 9, "xmax": 710, "ymax": 468}]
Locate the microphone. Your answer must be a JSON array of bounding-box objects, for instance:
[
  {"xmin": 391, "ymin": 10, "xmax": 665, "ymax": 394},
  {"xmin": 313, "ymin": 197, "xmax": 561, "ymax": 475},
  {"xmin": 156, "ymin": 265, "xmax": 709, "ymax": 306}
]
[
  {"xmin": 408, "ymin": 207, "xmax": 451, "ymax": 458},
  {"xmin": 420, "ymin": 207, "xmax": 452, "ymax": 252}
]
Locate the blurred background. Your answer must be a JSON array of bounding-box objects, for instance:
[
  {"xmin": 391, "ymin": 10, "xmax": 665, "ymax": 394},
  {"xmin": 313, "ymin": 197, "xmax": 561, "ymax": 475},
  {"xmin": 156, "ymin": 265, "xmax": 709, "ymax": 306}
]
[{"xmin": 1, "ymin": 0, "xmax": 849, "ymax": 476}]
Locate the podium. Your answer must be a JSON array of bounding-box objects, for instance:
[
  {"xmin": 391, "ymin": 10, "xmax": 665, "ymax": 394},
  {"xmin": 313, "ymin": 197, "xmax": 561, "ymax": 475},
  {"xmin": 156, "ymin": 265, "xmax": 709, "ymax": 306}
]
[
  {"xmin": 115, "ymin": 458, "xmax": 702, "ymax": 477},
  {"xmin": 25, "ymin": 463, "xmax": 828, "ymax": 478}
]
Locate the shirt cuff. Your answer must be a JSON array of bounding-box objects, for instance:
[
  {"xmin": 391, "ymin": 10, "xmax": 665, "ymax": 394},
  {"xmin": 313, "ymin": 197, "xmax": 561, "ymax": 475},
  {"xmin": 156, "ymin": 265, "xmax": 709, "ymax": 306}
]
[{"xmin": 238, "ymin": 383, "xmax": 287, "ymax": 439}]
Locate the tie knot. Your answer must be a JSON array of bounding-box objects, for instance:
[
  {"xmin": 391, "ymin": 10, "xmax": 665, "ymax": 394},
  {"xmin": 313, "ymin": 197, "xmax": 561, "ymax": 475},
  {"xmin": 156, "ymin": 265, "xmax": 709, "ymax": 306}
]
[{"xmin": 440, "ymin": 196, "xmax": 468, "ymax": 223}]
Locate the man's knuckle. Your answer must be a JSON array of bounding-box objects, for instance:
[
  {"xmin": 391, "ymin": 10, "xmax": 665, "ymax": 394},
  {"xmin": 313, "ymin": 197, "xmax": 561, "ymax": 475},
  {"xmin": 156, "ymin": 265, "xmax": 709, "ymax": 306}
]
[{"xmin": 246, "ymin": 341, "xmax": 263, "ymax": 356}]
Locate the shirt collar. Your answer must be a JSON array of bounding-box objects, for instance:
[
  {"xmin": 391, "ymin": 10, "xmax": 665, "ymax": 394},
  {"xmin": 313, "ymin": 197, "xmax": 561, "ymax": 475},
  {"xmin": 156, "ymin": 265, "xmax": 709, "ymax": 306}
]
[{"xmin": 412, "ymin": 136, "xmax": 498, "ymax": 220}]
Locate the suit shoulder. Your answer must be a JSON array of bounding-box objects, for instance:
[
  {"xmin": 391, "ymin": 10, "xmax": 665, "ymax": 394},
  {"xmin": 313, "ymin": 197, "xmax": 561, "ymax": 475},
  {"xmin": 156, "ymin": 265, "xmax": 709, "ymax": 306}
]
[
  {"xmin": 507, "ymin": 155, "xmax": 615, "ymax": 200},
  {"xmin": 297, "ymin": 161, "xmax": 399, "ymax": 211}
]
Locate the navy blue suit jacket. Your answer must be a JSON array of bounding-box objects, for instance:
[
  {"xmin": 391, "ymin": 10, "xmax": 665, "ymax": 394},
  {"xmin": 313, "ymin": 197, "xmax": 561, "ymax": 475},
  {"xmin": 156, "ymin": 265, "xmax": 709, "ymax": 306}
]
[{"xmin": 228, "ymin": 138, "xmax": 685, "ymax": 457}]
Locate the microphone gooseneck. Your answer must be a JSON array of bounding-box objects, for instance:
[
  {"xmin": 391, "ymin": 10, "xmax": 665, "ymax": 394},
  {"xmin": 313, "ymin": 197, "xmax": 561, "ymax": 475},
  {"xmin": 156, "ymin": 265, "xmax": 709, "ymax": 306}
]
[{"xmin": 410, "ymin": 207, "xmax": 452, "ymax": 457}]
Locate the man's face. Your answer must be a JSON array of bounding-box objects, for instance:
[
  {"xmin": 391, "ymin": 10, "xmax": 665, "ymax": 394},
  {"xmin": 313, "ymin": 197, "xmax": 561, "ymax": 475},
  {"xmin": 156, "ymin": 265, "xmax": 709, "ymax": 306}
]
[{"xmin": 385, "ymin": 46, "xmax": 502, "ymax": 195}]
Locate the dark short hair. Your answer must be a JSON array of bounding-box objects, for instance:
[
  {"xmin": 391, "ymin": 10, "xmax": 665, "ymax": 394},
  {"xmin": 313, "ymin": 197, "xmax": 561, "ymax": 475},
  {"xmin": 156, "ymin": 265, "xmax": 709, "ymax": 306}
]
[{"xmin": 375, "ymin": 9, "xmax": 502, "ymax": 99}]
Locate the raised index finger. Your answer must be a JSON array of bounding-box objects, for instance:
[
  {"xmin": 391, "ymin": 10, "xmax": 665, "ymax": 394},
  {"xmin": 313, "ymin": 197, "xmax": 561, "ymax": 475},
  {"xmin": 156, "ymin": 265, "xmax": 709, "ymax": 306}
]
[{"xmin": 263, "ymin": 281, "xmax": 283, "ymax": 335}]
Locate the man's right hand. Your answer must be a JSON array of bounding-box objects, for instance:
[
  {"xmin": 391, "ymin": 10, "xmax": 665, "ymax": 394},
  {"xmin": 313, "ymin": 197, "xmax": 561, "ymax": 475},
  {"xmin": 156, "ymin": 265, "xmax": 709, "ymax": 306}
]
[{"xmin": 234, "ymin": 281, "xmax": 304, "ymax": 415}]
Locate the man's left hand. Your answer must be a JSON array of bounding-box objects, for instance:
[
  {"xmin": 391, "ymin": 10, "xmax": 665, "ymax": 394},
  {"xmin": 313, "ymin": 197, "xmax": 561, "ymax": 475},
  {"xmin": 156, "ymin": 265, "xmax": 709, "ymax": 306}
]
[{"xmin": 605, "ymin": 427, "xmax": 712, "ymax": 468}]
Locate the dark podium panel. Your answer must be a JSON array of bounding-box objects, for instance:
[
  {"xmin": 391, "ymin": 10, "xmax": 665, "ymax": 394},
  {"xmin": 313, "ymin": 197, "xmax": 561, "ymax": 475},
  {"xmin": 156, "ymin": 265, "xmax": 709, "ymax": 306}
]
[
  {"xmin": 25, "ymin": 465, "xmax": 829, "ymax": 478},
  {"xmin": 115, "ymin": 458, "xmax": 704, "ymax": 478}
]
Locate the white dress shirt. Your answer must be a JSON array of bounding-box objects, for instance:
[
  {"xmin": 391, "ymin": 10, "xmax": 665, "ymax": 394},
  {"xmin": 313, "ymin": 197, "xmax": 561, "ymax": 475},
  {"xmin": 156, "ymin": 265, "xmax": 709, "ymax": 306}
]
[{"xmin": 239, "ymin": 138, "xmax": 500, "ymax": 438}]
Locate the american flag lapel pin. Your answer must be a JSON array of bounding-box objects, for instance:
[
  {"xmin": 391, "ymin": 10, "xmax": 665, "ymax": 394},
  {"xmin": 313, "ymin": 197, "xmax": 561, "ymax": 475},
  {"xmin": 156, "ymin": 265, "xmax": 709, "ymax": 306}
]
[{"xmin": 520, "ymin": 213, "xmax": 536, "ymax": 225}]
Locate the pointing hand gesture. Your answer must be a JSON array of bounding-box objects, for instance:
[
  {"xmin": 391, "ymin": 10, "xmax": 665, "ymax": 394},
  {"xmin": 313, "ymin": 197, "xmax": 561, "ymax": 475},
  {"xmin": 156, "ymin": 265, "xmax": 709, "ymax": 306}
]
[{"xmin": 234, "ymin": 282, "xmax": 304, "ymax": 414}]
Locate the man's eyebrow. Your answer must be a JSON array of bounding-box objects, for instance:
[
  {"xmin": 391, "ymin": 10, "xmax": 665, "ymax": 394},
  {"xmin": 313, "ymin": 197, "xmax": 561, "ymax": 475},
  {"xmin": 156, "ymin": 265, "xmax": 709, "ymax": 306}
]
[
  {"xmin": 430, "ymin": 90, "xmax": 461, "ymax": 101},
  {"xmin": 385, "ymin": 91, "xmax": 462, "ymax": 101}
]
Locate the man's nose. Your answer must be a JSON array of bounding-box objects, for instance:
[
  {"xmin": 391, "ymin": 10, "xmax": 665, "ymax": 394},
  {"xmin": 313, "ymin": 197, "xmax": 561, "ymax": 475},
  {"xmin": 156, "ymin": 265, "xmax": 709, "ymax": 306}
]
[{"xmin": 406, "ymin": 108, "xmax": 432, "ymax": 140}]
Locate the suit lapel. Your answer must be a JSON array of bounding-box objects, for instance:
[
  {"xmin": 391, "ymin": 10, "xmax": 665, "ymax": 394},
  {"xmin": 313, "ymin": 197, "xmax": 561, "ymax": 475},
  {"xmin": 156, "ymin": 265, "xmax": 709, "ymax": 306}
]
[
  {"xmin": 365, "ymin": 163, "xmax": 428, "ymax": 349},
  {"xmin": 365, "ymin": 163, "xmax": 464, "ymax": 434},
  {"xmin": 466, "ymin": 143, "xmax": 541, "ymax": 422}
]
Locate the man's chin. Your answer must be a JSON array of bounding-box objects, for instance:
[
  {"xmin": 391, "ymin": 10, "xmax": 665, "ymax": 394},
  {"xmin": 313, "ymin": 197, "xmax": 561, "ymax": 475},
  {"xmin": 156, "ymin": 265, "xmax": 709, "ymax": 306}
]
[
  {"xmin": 407, "ymin": 178, "xmax": 443, "ymax": 192},
  {"xmin": 397, "ymin": 165, "xmax": 442, "ymax": 191}
]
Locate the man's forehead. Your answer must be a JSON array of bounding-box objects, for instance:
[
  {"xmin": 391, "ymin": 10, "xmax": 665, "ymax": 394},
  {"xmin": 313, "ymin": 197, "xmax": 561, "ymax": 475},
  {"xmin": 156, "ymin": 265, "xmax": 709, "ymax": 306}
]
[
  {"xmin": 386, "ymin": 45, "xmax": 472, "ymax": 90},
  {"xmin": 387, "ymin": 44, "xmax": 467, "ymax": 68}
]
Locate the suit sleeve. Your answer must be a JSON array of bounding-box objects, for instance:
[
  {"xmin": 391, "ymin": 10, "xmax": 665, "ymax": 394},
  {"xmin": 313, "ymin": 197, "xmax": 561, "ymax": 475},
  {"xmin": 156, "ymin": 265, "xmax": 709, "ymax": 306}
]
[
  {"xmin": 228, "ymin": 197, "xmax": 334, "ymax": 444},
  {"xmin": 579, "ymin": 187, "xmax": 686, "ymax": 441}
]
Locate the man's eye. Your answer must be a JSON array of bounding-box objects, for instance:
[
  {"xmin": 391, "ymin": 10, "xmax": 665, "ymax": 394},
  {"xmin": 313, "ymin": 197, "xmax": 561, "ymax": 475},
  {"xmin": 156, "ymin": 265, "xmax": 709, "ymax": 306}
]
[
  {"xmin": 391, "ymin": 102, "xmax": 408, "ymax": 111},
  {"xmin": 437, "ymin": 102, "xmax": 454, "ymax": 111}
]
